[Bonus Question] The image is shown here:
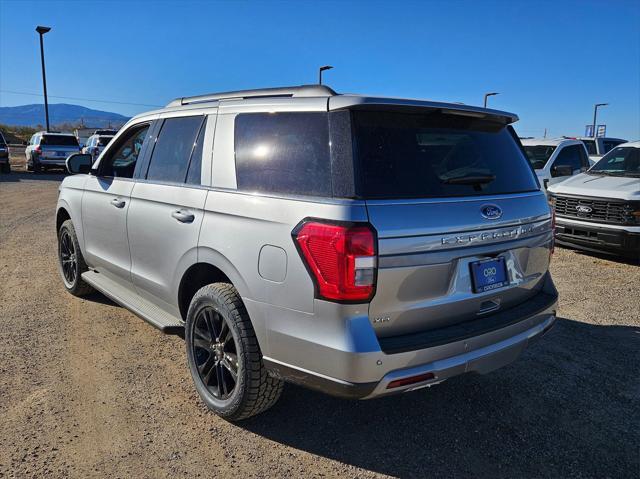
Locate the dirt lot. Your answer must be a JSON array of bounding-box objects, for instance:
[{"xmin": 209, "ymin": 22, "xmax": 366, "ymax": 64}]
[{"xmin": 1, "ymin": 150, "xmax": 638, "ymax": 478}]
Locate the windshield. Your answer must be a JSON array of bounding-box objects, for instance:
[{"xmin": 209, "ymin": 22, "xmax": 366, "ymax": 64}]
[
  {"xmin": 589, "ymin": 147, "xmax": 640, "ymax": 177},
  {"xmin": 41, "ymin": 135, "xmax": 79, "ymax": 147},
  {"xmin": 523, "ymin": 145, "xmax": 556, "ymax": 170},
  {"xmin": 352, "ymin": 110, "xmax": 539, "ymax": 199}
]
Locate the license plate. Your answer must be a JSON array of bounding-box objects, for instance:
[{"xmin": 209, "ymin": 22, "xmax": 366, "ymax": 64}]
[{"xmin": 470, "ymin": 257, "xmax": 509, "ymax": 293}]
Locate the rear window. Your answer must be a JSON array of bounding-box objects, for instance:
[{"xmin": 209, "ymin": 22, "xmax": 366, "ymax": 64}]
[
  {"xmin": 97, "ymin": 136, "xmax": 113, "ymax": 146},
  {"xmin": 523, "ymin": 145, "xmax": 556, "ymax": 169},
  {"xmin": 41, "ymin": 135, "xmax": 79, "ymax": 147},
  {"xmin": 234, "ymin": 112, "xmax": 331, "ymax": 197},
  {"xmin": 352, "ymin": 111, "xmax": 538, "ymax": 199}
]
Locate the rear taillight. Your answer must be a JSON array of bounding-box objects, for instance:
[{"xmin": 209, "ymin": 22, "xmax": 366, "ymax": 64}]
[
  {"xmin": 293, "ymin": 220, "xmax": 377, "ymax": 302},
  {"xmin": 34, "ymin": 145, "xmax": 41, "ymax": 154}
]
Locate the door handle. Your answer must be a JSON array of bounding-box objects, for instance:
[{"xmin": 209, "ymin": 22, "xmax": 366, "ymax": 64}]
[
  {"xmin": 110, "ymin": 198, "xmax": 126, "ymax": 208},
  {"xmin": 171, "ymin": 209, "xmax": 195, "ymax": 223}
]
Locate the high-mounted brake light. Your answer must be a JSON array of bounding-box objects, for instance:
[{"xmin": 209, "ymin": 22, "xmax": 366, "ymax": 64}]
[{"xmin": 293, "ymin": 220, "xmax": 377, "ymax": 302}]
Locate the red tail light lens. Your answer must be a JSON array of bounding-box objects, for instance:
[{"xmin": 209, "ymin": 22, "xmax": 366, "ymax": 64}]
[
  {"xmin": 293, "ymin": 220, "xmax": 377, "ymax": 302},
  {"xmin": 34, "ymin": 145, "xmax": 41, "ymax": 154}
]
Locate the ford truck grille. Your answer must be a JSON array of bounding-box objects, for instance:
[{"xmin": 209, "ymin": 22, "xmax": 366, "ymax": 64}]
[{"xmin": 553, "ymin": 195, "xmax": 635, "ymax": 225}]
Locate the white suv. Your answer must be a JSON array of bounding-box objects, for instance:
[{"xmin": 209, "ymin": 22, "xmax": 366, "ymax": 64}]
[{"xmin": 521, "ymin": 138, "xmax": 591, "ymax": 192}]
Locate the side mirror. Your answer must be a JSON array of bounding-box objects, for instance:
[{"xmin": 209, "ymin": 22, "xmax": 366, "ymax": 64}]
[
  {"xmin": 66, "ymin": 153, "xmax": 93, "ymax": 175},
  {"xmin": 551, "ymin": 165, "xmax": 573, "ymax": 178},
  {"xmin": 23, "ymin": 140, "xmax": 28, "ymax": 146}
]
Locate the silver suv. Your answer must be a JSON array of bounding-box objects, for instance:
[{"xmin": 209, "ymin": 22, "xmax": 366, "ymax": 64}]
[{"xmin": 57, "ymin": 85, "xmax": 558, "ymax": 420}]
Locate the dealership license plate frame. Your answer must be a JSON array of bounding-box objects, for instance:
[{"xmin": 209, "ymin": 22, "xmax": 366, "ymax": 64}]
[{"xmin": 470, "ymin": 257, "xmax": 509, "ymax": 293}]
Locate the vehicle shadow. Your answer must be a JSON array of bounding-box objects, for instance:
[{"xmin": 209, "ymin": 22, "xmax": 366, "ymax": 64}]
[
  {"xmin": 0, "ymin": 171, "xmax": 67, "ymax": 183},
  {"xmin": 240, "ymin": 318, "xmax": 639, "ymax": 478},
  {"xmin": 558, "ymin": 244, "xmax": 639, "ymax": 266}
]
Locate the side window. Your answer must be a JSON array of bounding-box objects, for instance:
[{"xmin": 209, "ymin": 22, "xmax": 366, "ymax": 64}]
[
  {"xmin": 186, "ymin": 121, "xmax": 206, "ymax": 185},
  {"xmin": 553, "ymin": 145, "xmax": 582, "ymax": 171},
  {"xmin": 99, "ymin": 123, "xmax": 150, "ymax": 178},
  {"xmin": 582, "ymin": 140, "xmax": 597, "ymax": 155},
  {"xmin": 146, "ymin": 116, "xmax": 204, "ymax": 183},
  {"xmin": 578, "ymin": 145, "xmax": 590, "ymax": 168},
  {"xmin": 234, "ymin": 112, "xmax": 331, "ymax": 196}
]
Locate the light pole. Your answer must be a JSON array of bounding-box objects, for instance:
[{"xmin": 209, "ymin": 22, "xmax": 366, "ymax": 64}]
[
  {"xmin": 483, "ymin": 92, "xmax": 499, "ymax": 108},
  {"xmin": 36, "ymin": 25, "xmax": 51, "ymax": 132},
  {"xmin": 592, "ymin": 103, "xmax": 608, "ymax": 138},
  {"xmin": 318, "ymin": 65, "xmax": 333, "ymax": 85}
]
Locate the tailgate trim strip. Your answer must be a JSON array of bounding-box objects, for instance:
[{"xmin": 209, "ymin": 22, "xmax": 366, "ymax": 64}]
[{"xmin": 378, "ymin": 289, "xmax": 557, "ymax": 354}]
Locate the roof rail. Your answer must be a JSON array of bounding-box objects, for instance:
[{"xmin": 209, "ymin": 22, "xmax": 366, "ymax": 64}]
[{"xmin": 166, "ymin": 84, "xmax": 337, "ymax": 107}]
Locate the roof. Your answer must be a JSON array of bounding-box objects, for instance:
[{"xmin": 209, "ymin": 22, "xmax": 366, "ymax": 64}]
[
  {"xmin": 154, "ymin": 84, "xmax": 518, "ymax": 125},
  {"xmin": 618, "ymin": 140, "xmax": 640, "ymax": 148},
  {"xmin": 576, "ymin": 136, "xmax": 627, "ymax": 142},
  {"xmin": 520, "ymin": 138, "xmax": 583, "ymax": 147},
  {"xmin": 35, "ymin": 130, "xmax": 75, "ymax": 136}
]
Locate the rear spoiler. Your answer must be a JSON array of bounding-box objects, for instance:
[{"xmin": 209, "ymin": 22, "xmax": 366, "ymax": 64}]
[{"xmin": 329, "ymin": 95, "xmax": 518, "ymax": 125}]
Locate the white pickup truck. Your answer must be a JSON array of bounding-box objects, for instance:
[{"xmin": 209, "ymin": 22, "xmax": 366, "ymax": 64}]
[
  {"xmin": 521, "ymin": 138, "xmax": 590, "ymax": 192},
  {"xmin": 548, "ymin": 141, "xmax": 640, "ymax": 260}
]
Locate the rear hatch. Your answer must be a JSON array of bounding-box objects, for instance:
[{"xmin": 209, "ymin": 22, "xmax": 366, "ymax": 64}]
[
  {"xmin": 40, "ymin": 134, "xmax": 79, "ymax": 160},
  {"xmin": 349, "ymin": 109, "xmax": 552, "ymax": 338}
]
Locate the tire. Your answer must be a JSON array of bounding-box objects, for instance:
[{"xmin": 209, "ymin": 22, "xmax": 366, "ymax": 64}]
[
  {"xmin": 0, "ymin": 162, "xmax": 9, "ymax": 174},
  {"xmin": 185, "ymin": 283, "xmax": 283, "ymax": 421},
  {"xmin": 57, "ymin": 219, "xmax": 94, "ymax": 297}
]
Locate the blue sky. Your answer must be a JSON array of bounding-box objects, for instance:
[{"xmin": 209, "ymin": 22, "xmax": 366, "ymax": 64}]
[{"xmin": 1, "ymin": 0, "xmax": 639, "ymax": 139}]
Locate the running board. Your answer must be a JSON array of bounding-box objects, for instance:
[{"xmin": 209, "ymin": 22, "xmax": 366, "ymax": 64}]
[{"xmin": 82, "ymin": 270, "xmax": 184, "ymax": 333}]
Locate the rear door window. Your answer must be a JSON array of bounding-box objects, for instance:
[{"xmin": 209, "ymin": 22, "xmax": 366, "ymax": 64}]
[
  {"xmin": 146, "ymin": 116, "xmax": 204, "ymax": 183},
  {"xmin": 234, "ymin": 112, "xmax": 331, "ymax": 196},
  {"xmin": 603, "ymin": 140, "xmax": 624, "ymax": 153},
  {"xmin": 582, "ymin": 139, "xmax": 597, "ymax": 155},
  {"xmin": 352, "ymin": 110, "xmax": 538, "ymax": 199}
]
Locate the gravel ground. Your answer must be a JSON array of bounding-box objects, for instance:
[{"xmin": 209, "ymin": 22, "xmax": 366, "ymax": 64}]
[{"xmin": 1, "ymin": 151, "xmax": 638, "ymax": 478}]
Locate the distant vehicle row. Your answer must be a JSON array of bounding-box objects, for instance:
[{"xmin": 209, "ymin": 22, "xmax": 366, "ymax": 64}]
[{"xmin": 24, "ymin": 130, "xmax": 114, "ymax": 172}]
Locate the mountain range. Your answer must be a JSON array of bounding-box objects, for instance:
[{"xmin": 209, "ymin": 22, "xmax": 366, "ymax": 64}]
[{"xmin": 0, "ymin": 103, "xmax": 129, "ymax": 127}]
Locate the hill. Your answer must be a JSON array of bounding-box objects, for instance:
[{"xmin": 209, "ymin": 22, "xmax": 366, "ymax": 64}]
[{"xmin": 0, "ymin": 103, "xmax": 129, "ymax": 128}]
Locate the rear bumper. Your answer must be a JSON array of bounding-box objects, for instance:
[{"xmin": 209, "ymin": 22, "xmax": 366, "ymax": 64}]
[
  {"xmin": 38, "ymin": 158, "xmax": 69, "ymax": 166},
  {"xmin": 555, "ymin": 217, "xmax": 640, "ymax": 259},
  {"xmin": 261, "ymin": 274, "xmax": 558, "ymax": 399}
]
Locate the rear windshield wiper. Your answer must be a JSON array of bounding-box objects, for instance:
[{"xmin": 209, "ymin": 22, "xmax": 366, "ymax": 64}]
[{"xmin": 441, "ymin": 174, "xmax": 496, "ymax": 185}]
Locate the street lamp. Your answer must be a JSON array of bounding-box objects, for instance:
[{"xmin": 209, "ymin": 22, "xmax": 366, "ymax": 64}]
[
  {"xmin": 483, "ymin": 92, "xmax": 499, "ymax": 108},
  {"xmin": 592, "ymin": 103, "xmax": 608, "ymax": 138},
  {"xmin": 35, "ymin": 25, "xmax": 51, "ymax": 132},
  {"xmin": 318, "ymin": 65, "xmax": 333, "ymax": 85}
]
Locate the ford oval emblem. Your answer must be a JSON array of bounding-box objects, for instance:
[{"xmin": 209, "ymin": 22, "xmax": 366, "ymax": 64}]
[
  {"xmin": 481, "ymin": 204, "xmax": 503, "ymax": 220},
  {"xmin": 576, "ymin": 205, "xmax": 592, "ymax": 213}
]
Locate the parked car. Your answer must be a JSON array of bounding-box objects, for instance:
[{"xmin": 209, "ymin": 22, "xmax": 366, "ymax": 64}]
[
  {"xmin": 0, "ymin": 130, "xmax": 9, "ymax": 173},
  {"xmin": 82, "ymin": 134, "xmax": 114, "ymax": 162},
  {"xmin": 577, "ymin": 136, "xmax": 627, "ymax": 161},
  {"xmin": 57, "ymin": 85, "xmax": 558, "ymax": 420},
  {"xmin": 521, "ymin": 138, "xmax": 590, "ymax": 192},
  {"xmin": 25, "ymin": 131, "xmax": 80, "ymax": 172},
  {"xmin": 548, "ymin": 141, "xmax": 640, "ymax": 260}
]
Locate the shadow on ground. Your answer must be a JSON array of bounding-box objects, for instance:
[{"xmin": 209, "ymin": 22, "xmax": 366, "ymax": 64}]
[
  {"xmin": 0, "ymin": 171, "xmax": 67, "ymax": 183},
  {"xmin": 239, "ymin": 318, "xmax": 639, "ymax": 478}
]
